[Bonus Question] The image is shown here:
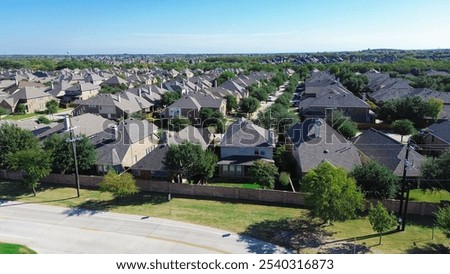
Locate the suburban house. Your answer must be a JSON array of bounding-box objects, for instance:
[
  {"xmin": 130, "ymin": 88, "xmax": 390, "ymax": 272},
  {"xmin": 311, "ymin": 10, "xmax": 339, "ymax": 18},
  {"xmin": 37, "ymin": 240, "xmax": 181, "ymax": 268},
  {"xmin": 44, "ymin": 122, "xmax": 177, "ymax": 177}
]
[
  {"xmin": 166, "ymin": 125, "xmax": 210, "ymax": 150},
  {"xmin": 352, "ymin": 128, "xmax": 426, "ymax": 178},
  {"xmin": 102, "ymin": 75, "xmax": 129, "ymax": 88},
  {"xmin": 421, "ymin": 120, "xmax": 450, "ymax": 156},
  {"xmin": 72, "ymin": 91, "xmax": 153, "ymax": 119},
  {"xmin": 298, "ymin": 92, "xmax": 372, "ymax": 123},
  {"xmin": 286, "ymin": 118, "xmax": 361, "ymax": 177},
  {"xmin": 217, "ymin": 117, "xmax": 275, "ymax": 178},
  {"xmin": 2, "ymin": 80, "xmax": 45, "ymax": 94},
  {"xmin": 126, "ymin": 84, "xmax": 168, "ymax": 110},
  {"xmin": 38, "ymin": 113, "xmax": 115, "ymax": 140},
  {"xmin": 95, "ymin": 118, "xmax": 159, "ymax": 173},
  {"xmin": 62, "ymin": 82, "xmax": 101, "ymax": 103},
  {"xmin": 165, "ymin": 92, "xmax": 226, "ymax": 123},
  {"xmin": 0, "ymin": 86, "xmax": 56, "ymax": 113},
  {"xmin": 131, "ymin": 144, "xmax": 170, "ymax": 180}
]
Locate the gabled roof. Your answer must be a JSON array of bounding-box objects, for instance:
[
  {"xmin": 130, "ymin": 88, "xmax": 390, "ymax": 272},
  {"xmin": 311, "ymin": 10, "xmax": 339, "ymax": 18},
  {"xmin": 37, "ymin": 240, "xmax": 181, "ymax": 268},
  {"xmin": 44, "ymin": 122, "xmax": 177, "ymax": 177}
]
[
  {"xmin": 66, "ymin": 82, "xmax": 100, "ymax": 92},
  {"xmin": 131, "ymin": 144, "xmax": 169, "ymax": 172},
  {"xmin": 38, "ymin": 113, "xmax": 114, "ymax": 139},
  {"xmin": 301, "ymin": 92, "xmax": 369, "ymax": 109},
  {"xmin": 352, "ymin": 128, "xmax": 425, "ymax": 176},
  {"xmin": 220, "ymin": 117, "xmax": 271, "ymax": 147},
  {"xmin": 103, "ymin": 76, "xmax": 128, "ymax": 86},
  {"xmin": 427, "ymin": 120, "xmax": 450, "ymax": 144},
  {"xmin": 119, "ymin": 118, "xmax": 158, "ymax": 145},
  {"xmin": 167, "ymin": 125, "xmax": 208, "ymax": 150},
  {"xmin": 287, "ymin": 119, "xmax": 360, "ymax": 172}
]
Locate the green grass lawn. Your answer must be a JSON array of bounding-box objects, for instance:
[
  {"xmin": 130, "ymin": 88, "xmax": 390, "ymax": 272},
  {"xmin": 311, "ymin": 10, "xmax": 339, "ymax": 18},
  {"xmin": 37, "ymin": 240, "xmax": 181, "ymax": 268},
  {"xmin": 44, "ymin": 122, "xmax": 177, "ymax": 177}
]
[
  {"xmin": 1, "ymin": 180, "xmax": 448, "ymax": 254},
  {"xmin": 0, "ymin": 243, "xmax": 36, "ymax": 254},
  {"xmin": 409, "ymin": 189, "xmax": 450, "ymax": 203},
  {"xmin": 3, "ymin": 107, "xmax": 71, "ymax": 121}
]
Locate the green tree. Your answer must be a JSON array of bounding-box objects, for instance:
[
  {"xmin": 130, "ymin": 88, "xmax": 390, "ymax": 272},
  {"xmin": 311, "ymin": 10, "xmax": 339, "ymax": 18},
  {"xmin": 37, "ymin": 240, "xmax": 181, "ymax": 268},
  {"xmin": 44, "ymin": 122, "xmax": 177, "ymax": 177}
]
[
  {"xmin": 425, "ymin": 98, "xmax": 444, "ymax": 120},
  {"xmin": 249, "ymin": 160, "xmax": 278, "ymax": 189},
  {"xmin": 327, "ymin": 110, "xmax": 358, "ymax": 139},
  {"xmin": 368, "ymin": 202, "xmax": 398, "ymax": 245},
  {"xmin": 165, "ymin": 143, "xmax": 217, "ymax": 184},
  {"xmin": 43, "ymin": 134, "xmax": 97, "ymax": 174},
  {"xmin": 0, "ymin": 124, "xmax": 39, "ymax": 168},
  {"xmin": 435, "ymin": 206, "xmax": 450, "ymax": 237},
  {"xmin": 6, "ymin": 148, "xmax": 52, "ymax": 196},
  {"xmin": 239, "ymin": 97, "xmax": 260, "ymax": 115},
  {"xmin": 258, "ymin": 103, "xmax": 299, "ymax": 134},
  {"xmin": 16, "ymin": 104, "xmax": 26, "ymax": 114},
  {"xmin": 217, "ymin": 71, "xmax": 236, "ymax": 85},
  {"xmin": 0, "ymin": 107, "xmax": 9, "ymax": 117},
  {"xmin": 224, "ymin": 95, "xmax": 238, "ymax": 114},
  {"xmin": 421, "ymin": 148, "xmax": 450, "ymax": 192},
  {"xmin": 169, "ymin": 117, "xmax": 191, "ymax": 131},
  {"xmin": 36, "ymin": 116, "xmax": 51, "ymax": 124},
  {"xmin": 391, "ymin": 119, "xmax": 415, "ymax": 142},
  {"xmin": 351, "ymin": 161, "xmax": 400, "ymax": 199},
  {"xmin": 99, "ymin": 170, "xmax": 139, "ymax": 198},
  {"xmin": 45, "ymin": 100, "xmax": 59, "ymax": 115},
  {"xmin": 302, "ymin": 161, "xmax": 364, "ymax": 223},
  {"xmin": 161, "ymin": 91, "xmax": 181, "ymax": 106}
]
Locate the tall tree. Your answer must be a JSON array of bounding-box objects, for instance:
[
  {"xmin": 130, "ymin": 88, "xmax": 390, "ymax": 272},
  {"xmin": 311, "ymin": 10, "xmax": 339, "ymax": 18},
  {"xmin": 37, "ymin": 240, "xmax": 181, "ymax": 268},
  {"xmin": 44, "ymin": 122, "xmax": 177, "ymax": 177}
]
[
  {"xmin": 99, "ymin": 170, "xmax": 139, "ymax": 198},
  {"xmin": 169, "ymin": 117, "xmax": 191, "ymax": 131},
  {"xmin": 302, "ymin": 161, "xmax": 364, "ymax": 223},
  {"xmin": 0, "ymin": 124, "xmax": 39, "ymax": 168},
  {"xmin": 249, "ymin": 160, "xmax": 278, "ymax": 189},
  {"xmin": 6, "ymin": 148, "xmax": 52, "ymax": 196},
  {"xmin": 224, "ymin": 95, "xmax": 238, "ymax": 114},
  {"xmin": 161, "ymin": 91, "xmax": 181, "ymax": 106},
  {"xmin": 45, "ymin": 100, "xmax": 59, "ymax": 116},
  {"xmin": 421, "ymin": 148, "xmax": 450, "ymax": 192},
  {"xmin": 368, "ymin": 202, "xmax": 397, "ymax": 245},
  {"xmin": 43, "ymin": 134, "xmax": 97, "ymax": 174},
  {"xmin": 425, "ymin": 98, "xmax": 444, "ymax": 120},
  {"xmin": 239, "ymin": 96, "xmax": 260, "ymax": 115},
  {"xmin": 217, "ymin": 71, "xmax": 236, "ymax": 85},
  {"xmin": 391, "ymin": 119, "xmax": 415, "ymax": 142},
  {"xmin": 327, "ymin": 110, "xmax": 358, "ymax": 139},
  {"xmin": 435, "ymin": 206, "xmax": 450, "ymax": 237},
  {"xmin": 351, "ymin": 161, "xmax": 400, "ymax": 199},
  {"xmin": 165, "ymin": 143, "xmax": 217, "ymax": 184}
]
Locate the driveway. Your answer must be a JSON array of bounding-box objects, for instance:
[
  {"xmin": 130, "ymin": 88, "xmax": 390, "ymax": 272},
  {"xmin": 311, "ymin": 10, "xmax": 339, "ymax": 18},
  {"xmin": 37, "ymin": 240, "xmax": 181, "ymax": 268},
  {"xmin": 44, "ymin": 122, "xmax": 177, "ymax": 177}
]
[{"xmin": 0, "ymin": 200, "xmax": 290, "ymax": 254}]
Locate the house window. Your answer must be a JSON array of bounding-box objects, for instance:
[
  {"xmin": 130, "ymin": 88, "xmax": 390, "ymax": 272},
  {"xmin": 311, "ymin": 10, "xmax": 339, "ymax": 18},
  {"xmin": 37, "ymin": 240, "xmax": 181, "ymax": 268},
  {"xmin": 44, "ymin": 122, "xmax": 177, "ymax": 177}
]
[
  {"xmin": 431, "ymin": 136, "xmax": 435, "ymax": 143},
  {"xmin": 222, "ymin": 165, "xmax": 229, "ymax": 175},
  {"xmin": 229, "ymin": 165, "xmax": 235, "ymax": 175},
  {"xmin": 255, "ymin": 149, "xmax": 259, "ymax": 155},
  {"xmin": 236, "ymin": 165, "xmax": 242, "ymax": 176},
  {"xmin": 260, "ymin": 150, "xmax": 266, "ymax": 156}
]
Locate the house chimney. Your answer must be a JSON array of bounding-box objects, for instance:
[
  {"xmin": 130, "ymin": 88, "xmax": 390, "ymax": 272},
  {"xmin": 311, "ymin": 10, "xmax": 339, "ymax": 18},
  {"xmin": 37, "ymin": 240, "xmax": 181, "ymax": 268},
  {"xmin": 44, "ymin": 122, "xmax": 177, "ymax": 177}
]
[
  {"xmin": 117, "ymin": 93, "xmax": 121, "ymax": 102},
  {"xmin": 111, "ymin": 125, "xmax": 118, "ymax": 141},
  {"xmin": 138, "ymin": 88, "xmax": 142, "ymax": 98},
  {"xmin": 314, "ymin": 119, "xmax": 323, "ymax": 138},
  {"xmin": 63, "ymin": 116, "xmax": 71, "ymax": 131},
  {"xmin": 213, "ymin": 79, "xmax": 218, "ymax": 87},
  {"xmin": 160, "ymin": 83, "xmax": 163, "ymax": 89},
  {"xmin": 51, "ymin": 81, "xmax": 54, "ymax": 90},
  {"xmin": 268, "ymin": 128, "xmax": 275, "ymax": 147}
]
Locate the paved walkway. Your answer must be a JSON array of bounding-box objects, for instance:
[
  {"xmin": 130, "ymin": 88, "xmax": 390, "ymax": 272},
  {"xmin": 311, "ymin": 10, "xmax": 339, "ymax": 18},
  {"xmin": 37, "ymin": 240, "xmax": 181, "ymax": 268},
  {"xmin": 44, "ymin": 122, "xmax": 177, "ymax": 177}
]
[{"xmin": 0, "ymin": 200, "xmax": 290, "ymax": 254}]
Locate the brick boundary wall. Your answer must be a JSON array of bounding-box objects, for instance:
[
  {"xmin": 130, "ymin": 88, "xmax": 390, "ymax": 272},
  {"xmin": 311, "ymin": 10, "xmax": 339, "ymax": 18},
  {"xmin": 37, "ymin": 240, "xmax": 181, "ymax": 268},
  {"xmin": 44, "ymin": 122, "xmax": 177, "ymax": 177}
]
[{"xmin": 0, "ymin": 170, "xmax": 440, "ymax": 215}]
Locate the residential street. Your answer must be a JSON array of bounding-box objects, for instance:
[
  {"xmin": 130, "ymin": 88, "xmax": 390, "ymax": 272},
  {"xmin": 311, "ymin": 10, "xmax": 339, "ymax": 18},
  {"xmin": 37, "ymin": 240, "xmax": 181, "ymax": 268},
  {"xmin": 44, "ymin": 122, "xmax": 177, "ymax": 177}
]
[{"xmin": 0, "ymin": 200, "xmax": 290, "ymax": 254}]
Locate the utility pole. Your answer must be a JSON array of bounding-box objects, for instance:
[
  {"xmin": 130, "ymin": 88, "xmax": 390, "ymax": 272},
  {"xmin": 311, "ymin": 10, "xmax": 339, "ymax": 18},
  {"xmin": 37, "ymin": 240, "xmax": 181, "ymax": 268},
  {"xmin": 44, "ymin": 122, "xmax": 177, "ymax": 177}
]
[
  {"xmin": 65, "ymin": 115, "xmax": 81, "ymax": 197},
  {"xmin": 397, "ymin": 139, "xmax": 413, "ymax": 231}
]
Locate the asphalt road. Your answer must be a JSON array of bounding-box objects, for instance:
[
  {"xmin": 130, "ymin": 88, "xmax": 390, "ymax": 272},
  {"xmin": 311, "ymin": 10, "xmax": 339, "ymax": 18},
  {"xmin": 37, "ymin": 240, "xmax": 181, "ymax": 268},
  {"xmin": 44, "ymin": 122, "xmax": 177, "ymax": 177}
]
[{"xmin": 0, "ymin": 200, "xmax": 290, "ymax": 254}]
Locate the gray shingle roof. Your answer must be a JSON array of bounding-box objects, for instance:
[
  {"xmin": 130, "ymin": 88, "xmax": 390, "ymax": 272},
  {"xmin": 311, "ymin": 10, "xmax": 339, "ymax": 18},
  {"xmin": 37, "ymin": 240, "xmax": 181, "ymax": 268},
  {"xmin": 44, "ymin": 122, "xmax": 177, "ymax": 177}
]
[
  {"xmin": 287, "ymin": 119, "xmax": 360, "ymax": 173},
  {"xmin": 167, "ymin": 125, "xmax": 208, "ymax": 149},
  {"xmin": 428, "ymin": 120, "xmax": 450, "ymax": 144},
  {"xmin": 131, "ymin": 145, "xmax": 169, "ymax": 172},
  {"xmin": 352, "ymin": 128, "xmax": 425, "ymax": 176},
  {"xmin": 220, "ymin": 117, "xmax": 271, "ymax": 147}
]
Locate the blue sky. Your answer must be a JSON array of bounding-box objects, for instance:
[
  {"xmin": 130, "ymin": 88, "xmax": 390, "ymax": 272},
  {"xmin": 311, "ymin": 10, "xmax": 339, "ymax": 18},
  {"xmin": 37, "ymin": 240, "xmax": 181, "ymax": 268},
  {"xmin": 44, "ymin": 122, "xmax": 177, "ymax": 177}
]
[{"xmin": 1, "ymin": 0, "xmax": 449, "ymax": 54}]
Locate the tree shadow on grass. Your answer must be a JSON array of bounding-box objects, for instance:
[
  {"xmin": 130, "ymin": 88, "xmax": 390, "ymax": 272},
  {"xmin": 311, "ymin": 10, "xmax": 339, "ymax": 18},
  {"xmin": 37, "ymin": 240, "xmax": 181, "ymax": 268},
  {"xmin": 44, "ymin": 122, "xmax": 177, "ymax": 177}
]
[
  {"xmin": 239, "ymin": 217, "xmax": 333, "ymax": 253},
  {"xmin": 406, "ymin": 243, "xmax": 450, "ymax": 254},
  {"xmin": 63, "ymin": 192, "xmax": 169, "ymax": 216},
  {"xmin": 319, "ymin": 242, "xmax": 371, "ymax": 254},
  {"xmin": 0, "ymin": 180, "xmax": 33, "ymax": 200}
]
